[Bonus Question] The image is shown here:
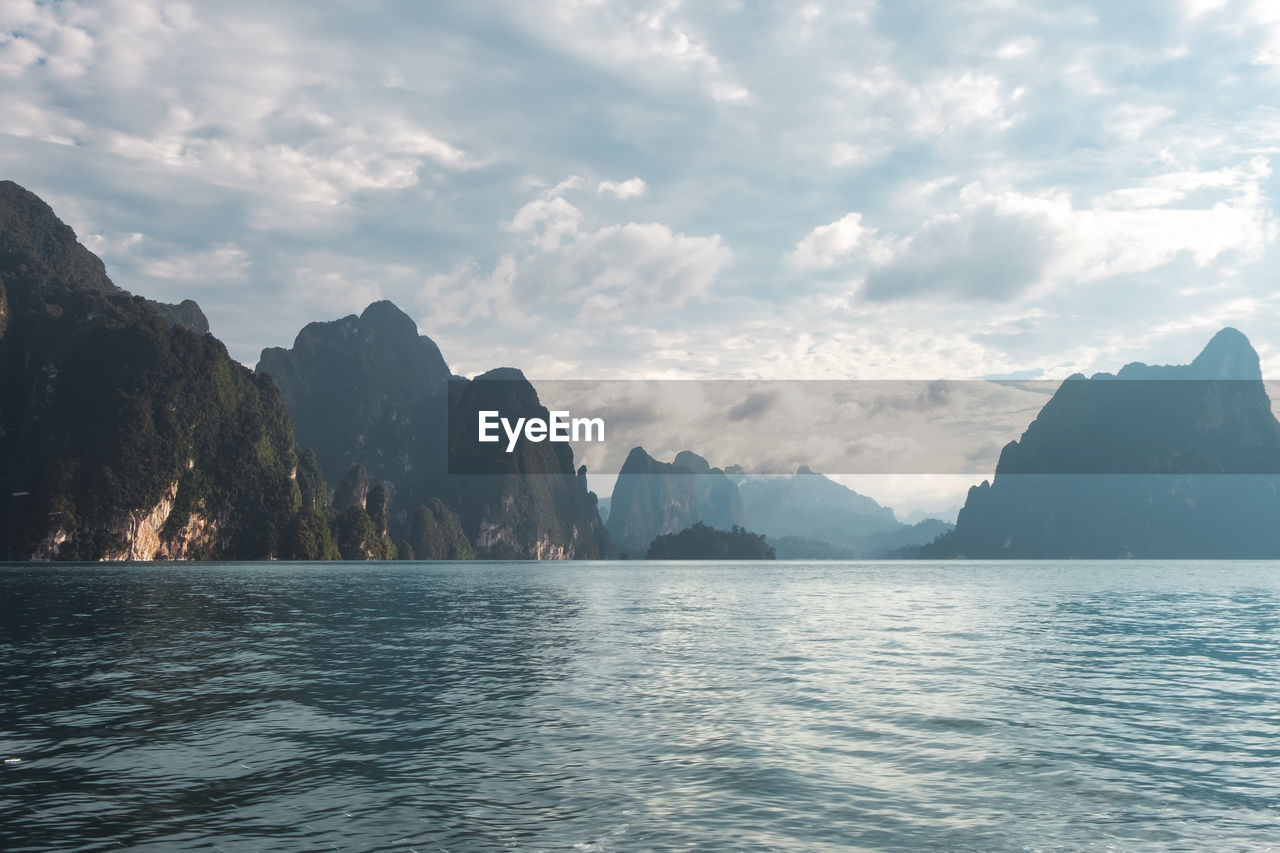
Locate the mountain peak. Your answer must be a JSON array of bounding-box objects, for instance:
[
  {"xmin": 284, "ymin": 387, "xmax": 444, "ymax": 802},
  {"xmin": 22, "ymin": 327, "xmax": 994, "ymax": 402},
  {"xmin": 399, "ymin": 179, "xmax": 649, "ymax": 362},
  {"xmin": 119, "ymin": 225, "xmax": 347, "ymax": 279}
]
[
  {"xmin": 0, "ymin": 179, "xmax": 115, "ymax": 294},
  {"xmin": 673, "ymin": 450, "xmax": 712, "ymax": 474},
  {"xmin": 359, "ymin": 299, "xmax": 418, "ymax": 334},
  {"xmin": 1190, "ymin": 327, "xmax": 1260, "ymax": 380},
  {"xmin": 475, "ymin": 366, "xmax": 527, "ymax": 382}
]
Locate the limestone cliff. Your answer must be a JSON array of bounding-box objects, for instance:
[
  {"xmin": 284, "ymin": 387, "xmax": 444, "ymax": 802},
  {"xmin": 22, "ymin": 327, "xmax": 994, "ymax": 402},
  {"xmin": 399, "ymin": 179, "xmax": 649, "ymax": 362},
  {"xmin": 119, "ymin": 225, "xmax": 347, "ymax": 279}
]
[
  {"xmin": 447, "ymin": 368, "xmax": 611, "ymax": 559},
  {"xmin": 0, "ymin": 180, "xmax": 316, "ymax": 561},
  {"xmin": 924, "ymin": 328, "xmax": 1280, "ymax": 558},
  {"xmin": 606, "ymin": 447, "xmax": 745, "ymax": 557}
]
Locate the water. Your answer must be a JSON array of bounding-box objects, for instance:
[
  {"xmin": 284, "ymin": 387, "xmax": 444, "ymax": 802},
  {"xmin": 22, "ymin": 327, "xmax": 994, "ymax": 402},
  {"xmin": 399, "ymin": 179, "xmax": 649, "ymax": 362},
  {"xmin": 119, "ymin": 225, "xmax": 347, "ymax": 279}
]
[{"xmin": 2, "ymin": 561, "xmax": 1279, "ymax": 852}]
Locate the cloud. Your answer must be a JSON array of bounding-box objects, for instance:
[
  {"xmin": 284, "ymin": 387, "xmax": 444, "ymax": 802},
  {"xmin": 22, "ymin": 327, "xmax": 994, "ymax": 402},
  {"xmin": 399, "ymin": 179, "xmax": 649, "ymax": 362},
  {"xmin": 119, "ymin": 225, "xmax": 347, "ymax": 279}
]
[
  {"xmin": 860, "ymin": 205, "xmax": 1055, "ymax": 301},
  {"xmin": 421, "ymin": 254, "xmax": 520, "ymax": 328},
  {"xmin": 508, "ymin": 193, "xmax": 585, "ymax": 252},
  {"xmin": 8, "ymin": 0, "xmax": 1280, "ymax": 428},
  {"xmin": 829, "ymin": 66, "xmax": 1019, "ymax": 145},
  {"xmin": 1, "ymin": 0, "xmax": 474, "ymax": 212},
  {"xmin": 797, "ymin": 158, "xmax": 1276, "ymax": 304},
  {"xmin": 788, "ymin": 212, "xmax": 883, "ymax": 271},
  {"xmin": 422, "ymin": 179, "xmax": 731, "ymax": 344},
  {"xmin": 597, "ymin": 177, "xmax": 647, "ymax": 199},
  {"xmin": 506, "ymin": 180, "xmax": 729, "ymax": 308},
  {"xmin": 534, "ymin": 221, "xmax": 731, "ymax": 311},
  {"xmin": 513, "ymin": 0, "xmax": 751, "ymax": 104},
  {"xmin": 141, "ymin": 245, "xmax": 248, "ymax": 281}
]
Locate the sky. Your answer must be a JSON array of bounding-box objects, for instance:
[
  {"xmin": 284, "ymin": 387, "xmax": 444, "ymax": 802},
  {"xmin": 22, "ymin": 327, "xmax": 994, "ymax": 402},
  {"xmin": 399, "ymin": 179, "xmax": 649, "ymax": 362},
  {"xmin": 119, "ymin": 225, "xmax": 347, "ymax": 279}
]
[{"xmin": 4, "ymin": 0, "xmax": 1280, "ymax": 514}]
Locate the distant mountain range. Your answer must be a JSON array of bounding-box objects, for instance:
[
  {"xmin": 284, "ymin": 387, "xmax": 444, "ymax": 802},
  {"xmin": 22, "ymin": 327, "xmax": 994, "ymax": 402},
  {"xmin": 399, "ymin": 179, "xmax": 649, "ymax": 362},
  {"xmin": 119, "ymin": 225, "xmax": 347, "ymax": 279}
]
[
  {"xmin": 7, "ymin": 180, "xmax": 1280, "ymax": 561},
  {"xmin": 608, "ymin": 451, "xmax": 951, "ymax": 558}
]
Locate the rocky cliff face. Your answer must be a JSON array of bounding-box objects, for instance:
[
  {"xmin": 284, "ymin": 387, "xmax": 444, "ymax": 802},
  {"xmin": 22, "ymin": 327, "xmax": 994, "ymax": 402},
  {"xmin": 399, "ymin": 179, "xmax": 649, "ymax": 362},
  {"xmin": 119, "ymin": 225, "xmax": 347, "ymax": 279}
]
[
  {"xmin": 0, "ymin": 181, "xmax": 209, "ymax": 335},
  {"xmin": 606, "ymin": 447, "xmax": 746, "ymax": 556},
  {"xmin": 447, "ymin": 368, "xmax": 610, "ymax": 559},
  {"xmin": 925, "ymin": 328, "xmax": 1280, "ymax": 558},
  {"xmin": 256, "ymin": 300, "xmax": 452, "ymax": 540},
  {"xmin": 92, "ymin": 479, "xmax": 222, "ymax": 561},
  {"xmin": 0, "ymin": 181, "xmax": 314, "ymax": 560},
  {"xmin": 261, "ymin": 303, "xmax": 609, "ymax": 560}
]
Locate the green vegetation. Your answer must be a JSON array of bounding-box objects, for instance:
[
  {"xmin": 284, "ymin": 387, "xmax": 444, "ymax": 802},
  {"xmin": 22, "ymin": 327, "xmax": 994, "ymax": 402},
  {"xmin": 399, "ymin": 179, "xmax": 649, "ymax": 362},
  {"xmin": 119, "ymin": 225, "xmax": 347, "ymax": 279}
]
[
  {"xmin": 255, "ymin": 301, "xmax": 452, "ymax": 543},
  {"xmin": 0, "ymin": 180, "xmax": 324, "ymax": 560},
  {"xmin": 645, "ymin": 523, "xmax": 776, "ymax": 560},
  {"xmin": 282, "ymin": 507, "xmax": 341, "ymax": 560},
  {"xmin": 405, "ymin": 498, "xmax": 474, "ymax": 560}
]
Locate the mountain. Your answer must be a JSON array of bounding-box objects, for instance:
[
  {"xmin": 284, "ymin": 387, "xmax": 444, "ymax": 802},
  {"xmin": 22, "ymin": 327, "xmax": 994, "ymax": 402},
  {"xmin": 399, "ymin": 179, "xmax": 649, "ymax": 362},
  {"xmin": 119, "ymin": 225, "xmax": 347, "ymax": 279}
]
[
  {"xmin": 606, "ymin": 447, "xmax": 746, "ymax": 557},
  {"xmin": 925, "ymin": 328, "xmax": 1280, "ymax": 558},
  {"xmin": 256, "ymin": 300, "xmax": 452, "ymax": 539},
  {"xmin": 0, "ymin": 182, "xmax": 209, "ymax": 335},
  {"xmin": 0, "ymin": 180, "xmax": 320, "ymax": 560},
  {"xmin": 260, "ymin": 312, "xmax": 608, "ymax": 559},
  {"xmin": 773, "ymin": 518, "xmax": 953, "ymax": 559},
  {"xmin": 732, "ymin": 467, "xmax": 950, "ymax": 557},
  {"xmin": 446, "ymin": 368, "xmax": 610, "ymax": 559},
  {"xmin": 735, "ymin": 467, "xmax": 899, "ymax": 540},
  {"xmin": 902, "ymin": 505, "xmax": 960, "ymax": 525}
]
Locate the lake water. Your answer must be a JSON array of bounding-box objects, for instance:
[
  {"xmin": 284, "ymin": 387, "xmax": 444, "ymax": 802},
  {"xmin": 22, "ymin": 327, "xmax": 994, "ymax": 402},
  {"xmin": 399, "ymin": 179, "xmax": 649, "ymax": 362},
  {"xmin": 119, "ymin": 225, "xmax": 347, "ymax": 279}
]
[{"xmin": 2, "ymin": 561, "xmax": 1279, "ymax": 851}]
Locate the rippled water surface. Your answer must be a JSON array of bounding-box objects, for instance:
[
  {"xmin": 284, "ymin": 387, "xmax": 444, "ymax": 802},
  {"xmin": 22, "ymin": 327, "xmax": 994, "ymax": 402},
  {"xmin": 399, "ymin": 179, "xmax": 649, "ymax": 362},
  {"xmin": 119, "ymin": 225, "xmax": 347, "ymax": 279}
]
[{"xmin": 3, "ymin": 561, "xmax": 1280, "ymax": 851}]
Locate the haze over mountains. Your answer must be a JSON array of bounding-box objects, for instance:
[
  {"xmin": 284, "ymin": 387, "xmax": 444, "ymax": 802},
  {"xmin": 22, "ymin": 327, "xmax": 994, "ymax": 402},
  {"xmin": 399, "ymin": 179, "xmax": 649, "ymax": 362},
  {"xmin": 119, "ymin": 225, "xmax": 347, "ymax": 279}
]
[
  {"xmin": 6, "ymin": 182, "xmax": 1280, "ymax": 562},
  {"xmin": 608, "ymin": 451, "xmax": 952, "ymax": 558}
]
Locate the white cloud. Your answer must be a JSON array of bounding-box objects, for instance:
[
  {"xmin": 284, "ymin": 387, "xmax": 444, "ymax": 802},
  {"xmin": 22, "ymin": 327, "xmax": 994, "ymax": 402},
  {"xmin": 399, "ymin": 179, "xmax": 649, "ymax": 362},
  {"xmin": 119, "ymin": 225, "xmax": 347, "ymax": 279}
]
[
  {"xmin": 513, "ymin": 0, "xmax": 750, "ymax": 104},
  {"xmin": 288, "ymin": 265, "xmax": 388, "ymax": 316},
  {"xmin": 798, "ymin": 159, "xmax": 1277, "ymax": 303},
  {"xmin": 537, "ymin": 220, "xmax": 731, "ymax": 312},
  {"xmin": 860, "ymin": 205, "xmax": 1055, "ymax": 301},
  {"xmin": 0, "ymin": 94, "xmax": 87, "ymax": 145},
  {"xmin": 1, "ymin": 0, "xmax": 473, "ymax": 210},
  {"xmin": 142, "ymin": 245, "xmax": 249, "ymax": 281},
  {"xmin": 995, "ymin": 38, "xmax": 1036, "ymax": 59},
  {"xmin": 982, "ymin": 159, "xmax": 1276, "ymax": 284},
  {"xmin": 598, "ymin": 177, "xmax": 648, "ymax": 199},
  {"xmin": 1105, "ymin": 104, "xmax": 1174, "ymax": 141},
  {"xmin": 426, "ymin": 179, "xmax": 731, "ymax": 329},
  {"xmin": 833, "ymin": 66, "xmax": 1017, "ymax": 137},
  {"xmin": 788, "ymin": 212, "xmax": 883, "ymax": 271},
  {"xmin": 507, "ymin": 194, "xmax": 586, "ymax": 251},
  {"xmin": 0, "ymin": 33, "xmax": 43, "ymax": 77},
  {"xmin": 104, "ymin": 109, "xmax": 472, "ymax": 207},
  {"xmin": 421, "ymin": 255, "xmax": 520, "ymax": 327}
]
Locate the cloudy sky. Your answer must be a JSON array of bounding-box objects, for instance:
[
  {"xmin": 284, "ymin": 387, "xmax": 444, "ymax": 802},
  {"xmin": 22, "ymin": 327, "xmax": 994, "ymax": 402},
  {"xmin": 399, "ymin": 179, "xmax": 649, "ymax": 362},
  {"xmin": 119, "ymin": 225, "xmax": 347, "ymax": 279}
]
[{"xmin": 4, "ymin": 0, "xmax": 1280, "ymax": 511}]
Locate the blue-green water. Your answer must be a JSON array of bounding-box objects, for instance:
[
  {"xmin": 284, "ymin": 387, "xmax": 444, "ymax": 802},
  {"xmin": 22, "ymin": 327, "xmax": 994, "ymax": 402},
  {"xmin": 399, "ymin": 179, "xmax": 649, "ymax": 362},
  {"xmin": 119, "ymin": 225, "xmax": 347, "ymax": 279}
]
[{"xmin": 2, "ymin": 561, "xmax": 1279, "ymax": 851}]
